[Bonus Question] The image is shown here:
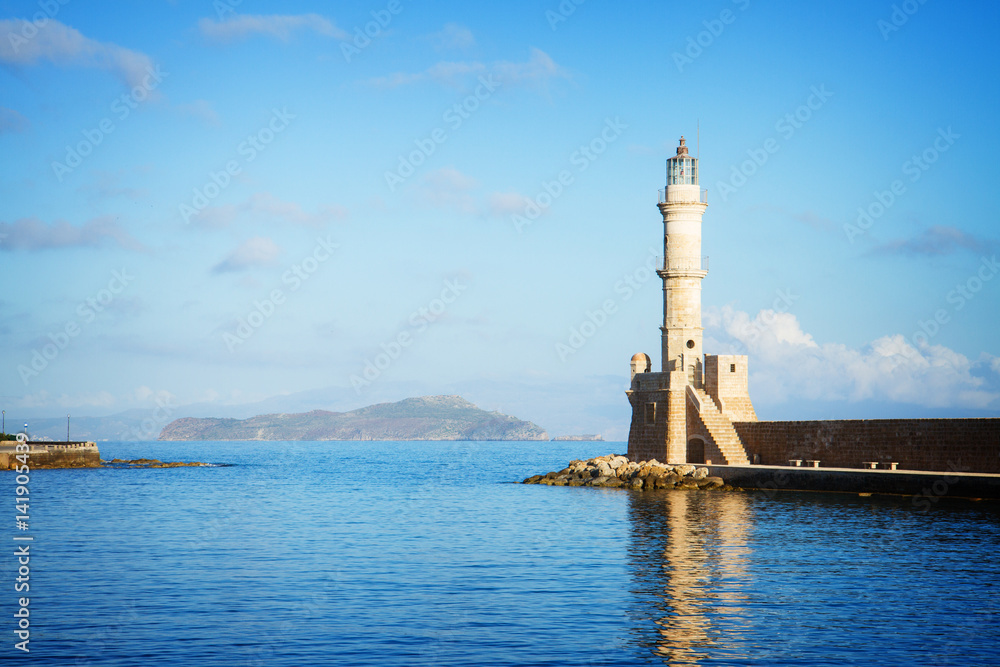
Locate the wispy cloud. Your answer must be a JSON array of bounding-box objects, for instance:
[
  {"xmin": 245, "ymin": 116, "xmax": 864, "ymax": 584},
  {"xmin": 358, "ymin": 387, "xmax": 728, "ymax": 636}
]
[
  {"xmin": 77, "ymin": 170, "xmax": 149, "ymax": 200},
  {"xmin": 198, "ymin": 14, "xmax": 347, "ymax": 43},
  {"xmin": 487, "ymin": 191, "xmax": 534, "ymax": 217},
  {"xmin": 0, "ymin": 216, "xmax": 143, "ymax": 251},
  {"xmin": 415, "ymin": 168, "xmax": 480, "ymax": 214},
  {"xmin": 212, "ymin": 237, "xmax": 282, "ymax": 273},
  {"xmin": 176, "ymin": 99, "xmax": 220, "ymax": 126},
  {"xmin": 0, "ymin": 19, "xmax": 158, "ymax": 90},
  {"xmin": 0, "ymin": 107, "xmax": 29, "ymax": 134},
  {"xmin": 747, "ymin": 205, "xmax": 838, "ymax": 232},
  {"xmin": 190, "ymin": 193, "xmax": 348, "ymax": 228},
  {"xmin": 792, "ymin": 210, "xmax": 837, "ymax": 231},
  {"xmin": 872, "ymin": 225, "xmax": 995, "ymax": 256},
  {"xmin": 430, "ymin": 23, "xmax": 475, "ymax": 51},
  {"xmin": 406, "ymin": 168, "xmax": 544, "ymax": 221},
  {"xmin": 368, "ymin": 47, "xmax": 570, "ymax": 92},
  {"xmin": 493, "ymin": 48, "xmax": 568, "ymax": 89}
]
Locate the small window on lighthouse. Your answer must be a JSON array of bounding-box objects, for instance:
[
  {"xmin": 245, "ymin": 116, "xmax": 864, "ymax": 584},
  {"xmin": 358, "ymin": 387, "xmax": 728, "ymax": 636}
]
[
  {"xmin": 730, "ymin": 364, "xmax": 736, "ymax": 373},
  {"xmin": 686, "ymin": 340, "xmax": 695, "ymax": 349}
]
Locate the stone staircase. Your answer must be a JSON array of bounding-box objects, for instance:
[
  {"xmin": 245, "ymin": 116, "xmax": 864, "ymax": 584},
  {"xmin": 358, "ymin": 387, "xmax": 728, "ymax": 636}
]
[{"xmin": 687, "ymin": 386, "xmax": 750, "ymax": 465}]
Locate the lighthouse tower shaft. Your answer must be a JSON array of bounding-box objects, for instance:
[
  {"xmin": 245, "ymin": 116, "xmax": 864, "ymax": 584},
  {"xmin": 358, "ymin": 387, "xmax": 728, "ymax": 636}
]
[{"xmin": 658, "ymin": 136, "xmax": 707, "ymax": 386}]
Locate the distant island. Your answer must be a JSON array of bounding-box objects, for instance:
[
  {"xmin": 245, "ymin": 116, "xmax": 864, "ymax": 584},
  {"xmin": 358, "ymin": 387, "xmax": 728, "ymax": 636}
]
[
  {"xmin": 158, "ymin": 395, "xmax": 549, "ymax": 441},
  {"xmin": 551, "ymin": 435, "xmax": 604, "ymax": 442}
]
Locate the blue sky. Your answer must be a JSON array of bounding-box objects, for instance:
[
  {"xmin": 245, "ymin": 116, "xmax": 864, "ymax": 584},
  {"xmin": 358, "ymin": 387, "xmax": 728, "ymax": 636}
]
[{"xmin": 1, "ymin": 0, "xmax": 998, "ymax": 439}]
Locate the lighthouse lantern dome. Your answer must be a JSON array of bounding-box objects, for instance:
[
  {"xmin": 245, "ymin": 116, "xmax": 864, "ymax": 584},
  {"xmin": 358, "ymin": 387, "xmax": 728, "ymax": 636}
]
[{"xmin": 666, "ymin": 136, "xmax": 698, "ymax": 186}]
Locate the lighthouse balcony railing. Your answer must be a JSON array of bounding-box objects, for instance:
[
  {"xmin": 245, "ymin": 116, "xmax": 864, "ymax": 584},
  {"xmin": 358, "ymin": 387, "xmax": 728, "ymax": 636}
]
[
  {"xmin": 655, "ymin": 256, "xmax": 709, "ymax": 272},
  {"xmin": 658, "ymin": 188, "xmax": 708, "ymax": 204}
]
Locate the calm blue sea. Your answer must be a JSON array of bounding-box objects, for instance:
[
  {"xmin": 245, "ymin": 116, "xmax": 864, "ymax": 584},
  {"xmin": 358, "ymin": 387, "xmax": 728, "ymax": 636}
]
[{"xmin": 3, "ymin": 440, "xmax": 999, "ymax": 666}]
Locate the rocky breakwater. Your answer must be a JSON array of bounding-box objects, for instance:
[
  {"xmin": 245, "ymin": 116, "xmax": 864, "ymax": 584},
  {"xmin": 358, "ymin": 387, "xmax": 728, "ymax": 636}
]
[
  {"xmin": 105, "ymin": 458, "xmax": 211, "ymax": 468},
  {"xmin": 522, "ymin": 455, "xmax": 730, "ymax": 491}
]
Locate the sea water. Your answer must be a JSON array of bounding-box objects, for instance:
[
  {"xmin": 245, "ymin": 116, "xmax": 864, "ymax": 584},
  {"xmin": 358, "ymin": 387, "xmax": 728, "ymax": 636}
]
[{"xmin": 3, "ymin": 440, "xmax": 998, "ymax": 666}]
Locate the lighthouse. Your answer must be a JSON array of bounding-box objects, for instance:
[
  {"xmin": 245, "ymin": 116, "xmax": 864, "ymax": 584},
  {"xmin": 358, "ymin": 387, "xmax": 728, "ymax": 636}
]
[
  {"xmin": 658, "ymin": 136, "xmax": 708, "ymax": 384},
  {"xmin": 626, "ymin": 137, "xmax": 756, "ymax": 465}
]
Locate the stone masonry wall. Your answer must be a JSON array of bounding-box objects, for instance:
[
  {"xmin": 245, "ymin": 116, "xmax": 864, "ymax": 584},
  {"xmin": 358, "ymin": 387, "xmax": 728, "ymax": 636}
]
[
  {"xmin": 734, "ymin": 419, "xmax": 1000, "ymax": 473},
  {"xmin": 705, "ymin": 354, "xmax": 757, "ymax": 422},
  {"xmin": 626, "ymin": 390, "xmax": 669, "ymax": 463},
  {"xmin": 666, "ymin": 380, "xmax": 687, "ymax": 464},
  {"xmin": 0, "ymin": 442, "xmax": 101, "ymax": 469}
]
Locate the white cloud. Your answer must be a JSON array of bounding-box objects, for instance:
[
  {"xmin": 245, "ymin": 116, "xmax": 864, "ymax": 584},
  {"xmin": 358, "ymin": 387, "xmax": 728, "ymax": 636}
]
[
  {"xmin": 212, "ymin": 237, "xmax": 282, "ymax": 273},
  {"xmin": 404, "ymin": 170, "xmax": 545, "ymax": 221},
  {"xmin": 494, "ymin": 48, "xmax": 567, "ymax": 89},
  {"xmin": 176, "ymin": 99, "xmax": 220, "ymax": 126},
  {"xmin": 431, "ymin": 23, "xmax": 476, "ymax": 51},
  {"xmin": 77, "ymin": 170, "xmax": 149, "ymax": 201},
  {"xmin": 369, "ymin": 61, "xmax": 485, "ymax": 88},
  {"xmin": 488, "ymin": 191, "xmax": 535, "ymax": 217},
  {"xmin": 704, "ymin": 305, "xmax": 1000, "ymax": 410},
  {"xmin": 243, "ymin": 193, "xmax": 348, "ymax": 226},
  {"xmin": 0, "ymin": 19, "xmax": 157, "ymax": 90},
  {"xmin": 415, "ymin": 167, "xmax": 480, "ymax": 214},
  {"xmin": 368, "ymin": 47, "xmax": 569, "ymax": 91},
  {"xmin": 190, "ymin": 193, "xmax": 348, "ymax": 228},
  {"xmin": 872, "ymin": 225, "xmax": 994, "ymax": 256},
  {"xmin": 425, "ymin": 167, "xmax": 478, "ymax": 191},
  {"xmin": 0, "ymin": 216, "xmax": 144, "ymax": 251},
  {"xmin": 198, "ymin": 14, "xmax": 347, "ymax": 42}
]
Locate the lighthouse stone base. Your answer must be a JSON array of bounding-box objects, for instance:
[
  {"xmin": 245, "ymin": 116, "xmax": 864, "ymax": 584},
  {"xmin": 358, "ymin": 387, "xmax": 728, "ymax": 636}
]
[{"xmin": 627, "ymin": 355, "xmax": 755, "ymax": 466}]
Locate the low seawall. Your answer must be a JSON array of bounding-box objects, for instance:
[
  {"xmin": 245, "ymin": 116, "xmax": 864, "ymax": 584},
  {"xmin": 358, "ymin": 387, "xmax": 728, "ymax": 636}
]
[
  {"xmin": 707, "ymin": 464, "xmax": 1000, "ymax": 501},
  {"xmin": 0, "ymin": 441, "xmax": 101, "ymax": 469},
  {"xmin": 733, "ymin": 418, "xmax": 1000, "ymax": 474}
]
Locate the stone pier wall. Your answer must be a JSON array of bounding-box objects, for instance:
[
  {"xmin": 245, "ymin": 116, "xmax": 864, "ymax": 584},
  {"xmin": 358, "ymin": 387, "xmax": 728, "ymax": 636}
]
[
  {"xmin": 705, "ymin": 464, "xmax": 1000, "ymax": 500},
  {"xmin": 0, "ymin": 441, "xmax": 101, "ymax": 469},
  {"xmin": 733, "ymin": 419, "xmax": 1000, "ymax": 474}
]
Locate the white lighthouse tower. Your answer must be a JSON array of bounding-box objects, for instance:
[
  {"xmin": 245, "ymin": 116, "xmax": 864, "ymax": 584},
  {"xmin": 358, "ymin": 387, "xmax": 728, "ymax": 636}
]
[
  {"xmin": 658, "ymin": 136, "xmax": 708, "ymax": 384},
  {"xmin": 627, "ymin": 137, "xmax": 756, "ymax": 465}
]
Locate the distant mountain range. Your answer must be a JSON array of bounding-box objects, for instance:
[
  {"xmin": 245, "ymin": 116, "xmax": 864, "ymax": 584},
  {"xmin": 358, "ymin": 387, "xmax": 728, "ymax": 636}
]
[
  {"xmin": 158, "ymin": 395, "xmax": 549, "ymax": 441},
  {"xmin": 13, "ymin": 377, "xmax": 638, "ymax": 441}
]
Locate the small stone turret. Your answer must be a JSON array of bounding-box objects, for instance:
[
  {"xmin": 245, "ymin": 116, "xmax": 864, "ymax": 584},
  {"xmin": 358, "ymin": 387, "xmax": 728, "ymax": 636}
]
[{"xmin": 630, "ymin": 353, "xmax": 651, "ymax": 381}]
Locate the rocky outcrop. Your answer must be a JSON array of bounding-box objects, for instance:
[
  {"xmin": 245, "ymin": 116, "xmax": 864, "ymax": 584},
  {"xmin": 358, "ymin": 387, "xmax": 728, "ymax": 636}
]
[
  {"xmin": 522, "ymin": 454, "xmax": 729, "ymax": 491},
  {"xmin": 104, "ymin": 458, "xmax": 211, "ymax": 468}
]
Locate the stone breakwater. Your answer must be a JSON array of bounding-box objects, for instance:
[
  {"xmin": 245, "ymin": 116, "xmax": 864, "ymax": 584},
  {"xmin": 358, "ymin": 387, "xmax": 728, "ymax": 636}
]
[
  {"xmin": 522, "ymin": 454, "xmax": 730, "ymax": 490},
  {"xmin": 105, "ymin": 458, "xmax": 210, "ymax": 468}
]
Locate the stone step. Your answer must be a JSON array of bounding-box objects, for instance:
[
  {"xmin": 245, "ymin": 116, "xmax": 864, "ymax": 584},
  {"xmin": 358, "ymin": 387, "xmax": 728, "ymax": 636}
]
[{"xmin": 690, "ymin": 387, "xmax": 750, "ymax": 466}]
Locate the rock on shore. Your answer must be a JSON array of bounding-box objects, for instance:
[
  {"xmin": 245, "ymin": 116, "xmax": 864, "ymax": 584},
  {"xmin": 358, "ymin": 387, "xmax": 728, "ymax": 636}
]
[{"xmin": 522, "ymin": 454, "xmax": 729, "ymax": 491}]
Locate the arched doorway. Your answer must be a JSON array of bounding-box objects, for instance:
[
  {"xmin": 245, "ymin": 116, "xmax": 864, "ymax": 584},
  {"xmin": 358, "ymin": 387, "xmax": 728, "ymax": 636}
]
[{"xmin": 687, "ymin": 436, "xmax": 706, "ymax": 464}]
